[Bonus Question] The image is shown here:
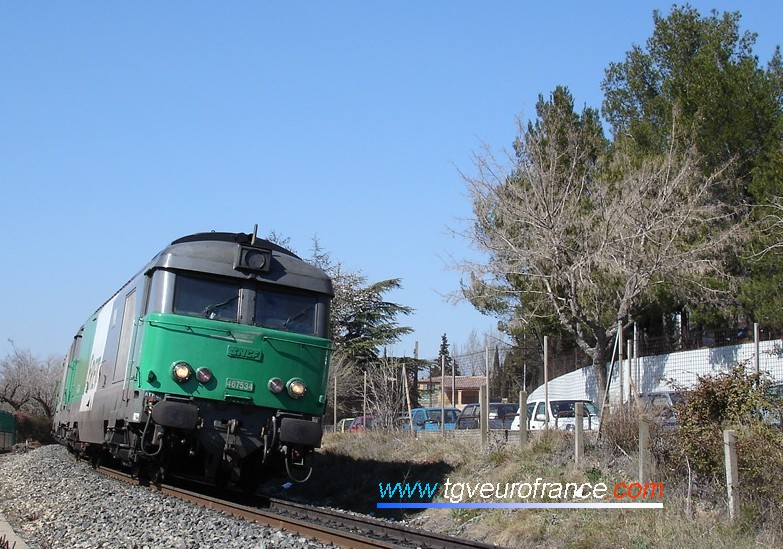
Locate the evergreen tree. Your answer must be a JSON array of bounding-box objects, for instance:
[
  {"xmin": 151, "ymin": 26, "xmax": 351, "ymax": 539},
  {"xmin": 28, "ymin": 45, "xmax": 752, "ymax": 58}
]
[
  {"xmin": 601, "ymin": 5, "xmax": 783, "ymax": 328},
  {"xmin": 307, "ymin": 241, "xmax": 414, "ymax": 367}
]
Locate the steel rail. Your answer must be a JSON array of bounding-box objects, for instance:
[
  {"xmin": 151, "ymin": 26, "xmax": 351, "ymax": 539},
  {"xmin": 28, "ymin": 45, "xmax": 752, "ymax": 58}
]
[
  {"xmin": 264, "ymin": 496, "xmax": 501, "ymax": 549},
  {"xmin": 96, "ymin": 466, "xmax": 501, "ymax": 549},
  {"xmin": 154, "ymin": 483, "xmax": 399, "ymax": 549}
]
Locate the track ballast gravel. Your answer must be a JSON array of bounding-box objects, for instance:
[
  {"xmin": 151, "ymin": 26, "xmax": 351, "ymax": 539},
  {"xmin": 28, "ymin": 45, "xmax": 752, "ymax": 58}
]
[{"xmin": 0, "ymin": 444, "xmax": 332, "ymax": 549}]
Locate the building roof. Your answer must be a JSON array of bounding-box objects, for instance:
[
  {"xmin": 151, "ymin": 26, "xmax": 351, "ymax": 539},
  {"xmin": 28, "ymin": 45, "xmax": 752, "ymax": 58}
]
[{"xmin": 419, "ymin": 375, "xmax": 487, "ymax": 390}]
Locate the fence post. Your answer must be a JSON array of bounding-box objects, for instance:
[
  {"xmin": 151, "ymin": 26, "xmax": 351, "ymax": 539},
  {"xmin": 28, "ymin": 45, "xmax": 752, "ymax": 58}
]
[
  {"xmin": 518, "ymin": 390, "xmax": 528, "ymax": 448},
  {"xmin": 639, "ymin": 416, "xmax": 651, "ymax": 484},
  {"xmin": 543, "ymin": 336, "xmax": 549, "ymax": 428},
  {"xmin": 754, "ymin": 322, "xmax": 760, "ymax": 381},
  {"xmin": 618, "ymin": 320, "xmax": 624, "ymax": 405},
  {"xmin": 440, "ymin": 355, "xmax": 445, "ymax": 437},
  {"xmin": 480, "ymin": 385, "xmax": 488, "ymax": 450},
  {"xmin": 575, "ymin": 402, "xmax": 584, "ymax": 464},
  {"xmin": 724, "ymin": 429, "xmax": 739, "ymax": 521},
  {"xmin": 333, "ymin": 375, "xmax": 337, "ymax": 429}
]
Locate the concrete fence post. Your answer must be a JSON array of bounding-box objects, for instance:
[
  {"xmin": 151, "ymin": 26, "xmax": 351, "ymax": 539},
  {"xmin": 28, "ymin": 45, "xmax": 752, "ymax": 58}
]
[
  {"xmin": 480, "ymin": 385, "xmax": 488, "ymax": 450},
  {"xmin": 724, "ymin": 429, "xmax": 739, "ymax": 521},
  {"xmin": 639, "ymin": 416, "xmax": 651, "ymax": 484},
  {"xmin": 575, "ymin": 402, "xmax": 584, "ymax": 464},
  {"xmin": 518, "ymin": 390, "xmax": 528, "ymax": 448}
]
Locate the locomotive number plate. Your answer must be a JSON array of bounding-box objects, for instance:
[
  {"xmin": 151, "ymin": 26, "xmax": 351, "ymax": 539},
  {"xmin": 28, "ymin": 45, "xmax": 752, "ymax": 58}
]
[{"xmin": 225, "ymin": 378, "xmax": 254, "ymax": 392}]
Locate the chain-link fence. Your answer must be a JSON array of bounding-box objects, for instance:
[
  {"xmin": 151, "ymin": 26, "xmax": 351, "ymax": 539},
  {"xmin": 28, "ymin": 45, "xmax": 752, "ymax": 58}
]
[
  {"xmin": 527, "ymin": 326, "xmax": 780, "ymax": 406},
  {"xmin": 326, "ymin": 325, "xmax": 783, "ymax": 427},
  {"xmin": 445, "ymin": 325, "xmax": 783, "ymax": 406}
]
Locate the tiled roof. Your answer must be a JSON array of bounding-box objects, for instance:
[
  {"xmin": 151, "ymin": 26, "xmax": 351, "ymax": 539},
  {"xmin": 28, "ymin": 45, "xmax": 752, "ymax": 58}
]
[{"xmin": 419, "ymin": 375, "xmax": 487, "ymax": 390}]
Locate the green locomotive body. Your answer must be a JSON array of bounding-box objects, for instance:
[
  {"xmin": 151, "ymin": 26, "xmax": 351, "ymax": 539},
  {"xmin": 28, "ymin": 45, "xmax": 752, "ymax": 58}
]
[{"xmin": 53, "ymin": 231, "xmax": 333, "ymax": 486}]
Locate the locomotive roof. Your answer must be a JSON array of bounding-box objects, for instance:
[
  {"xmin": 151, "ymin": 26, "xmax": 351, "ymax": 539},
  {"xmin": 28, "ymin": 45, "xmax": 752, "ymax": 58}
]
[
  {"xmin": 81, "ymin": 231, "xmax": 332, "ymax": 325},
  {"xmin": 170, "ymin": 232, "xmax": 300, "ymax": 259},
  {"xmin": 149, "ymin": 231, "xmax": 333, "ymax": 296}
]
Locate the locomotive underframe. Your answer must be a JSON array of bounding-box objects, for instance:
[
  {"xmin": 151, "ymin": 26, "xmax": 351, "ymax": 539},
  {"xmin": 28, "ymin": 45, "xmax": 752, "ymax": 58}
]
[{"xmin": 55, "ymin": 394, "xmax": 322, "ymax": 487}]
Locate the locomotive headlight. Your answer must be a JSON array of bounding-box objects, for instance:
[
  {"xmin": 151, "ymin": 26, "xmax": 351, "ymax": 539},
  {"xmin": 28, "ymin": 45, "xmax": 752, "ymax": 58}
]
[
  {"xmin": 286, "ymin": 378, "xmax": 307, "ymax": 399},
  {"xmin": 234, "ymin": 245, "xmax": 272, "ymax": 273},
  {"xmin": 172, "ymin": 361, "xmax": 192, "ymax": 382},
  {"xmin": 196, "ymin": 367, "xmax": 213, "ymax": 383},
  {"xmin": 267, "ymin": 377, "xmax": 284, "ymax": 394},
  {"xmin": 245, "ymin": 249, "xmax": 266, "ymax": 270}
]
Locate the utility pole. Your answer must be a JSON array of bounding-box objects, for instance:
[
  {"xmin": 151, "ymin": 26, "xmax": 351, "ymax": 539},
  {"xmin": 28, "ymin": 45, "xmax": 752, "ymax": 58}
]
[{"xmin": 333, "ymin": 375, "xmax": 337, "ymax": 428}]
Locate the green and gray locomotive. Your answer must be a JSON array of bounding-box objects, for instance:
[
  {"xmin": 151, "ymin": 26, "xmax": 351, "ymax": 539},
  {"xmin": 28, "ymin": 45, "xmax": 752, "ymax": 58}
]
[{"xmin": 53, "ymin": 231, "xmax": 333, "ymax": 487}]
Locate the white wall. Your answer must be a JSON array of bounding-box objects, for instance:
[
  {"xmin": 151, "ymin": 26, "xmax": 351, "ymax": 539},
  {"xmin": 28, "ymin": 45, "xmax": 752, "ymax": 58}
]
[{"xmin": 527, "ymin": 339, "xmax": 783, "ymax": 405}]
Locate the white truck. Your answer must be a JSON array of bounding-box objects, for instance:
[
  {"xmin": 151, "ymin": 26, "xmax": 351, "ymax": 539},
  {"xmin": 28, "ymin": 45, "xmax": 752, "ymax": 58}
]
[{"xmin": 510, "ymin": 399, "xmax": 600, "ymax": 431}]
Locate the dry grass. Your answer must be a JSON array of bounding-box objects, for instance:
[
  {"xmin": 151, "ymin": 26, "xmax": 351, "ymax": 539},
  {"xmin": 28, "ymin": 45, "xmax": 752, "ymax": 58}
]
[{"xmin": 268, "ymin": 429, "xmax": 782, "ymax": 548}]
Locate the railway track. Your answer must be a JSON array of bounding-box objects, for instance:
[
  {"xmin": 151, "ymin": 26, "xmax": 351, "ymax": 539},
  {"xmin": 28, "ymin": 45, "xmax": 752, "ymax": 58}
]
[{"xmin": 96, "ymin": 466, "xmax": 502, "ymax": 549}]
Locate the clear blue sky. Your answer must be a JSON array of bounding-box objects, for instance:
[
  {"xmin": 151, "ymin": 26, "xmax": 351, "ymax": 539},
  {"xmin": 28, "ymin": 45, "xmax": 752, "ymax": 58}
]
[{"xmin": 1, "ymin": 2, "xmax": 781, "ymax": 362}]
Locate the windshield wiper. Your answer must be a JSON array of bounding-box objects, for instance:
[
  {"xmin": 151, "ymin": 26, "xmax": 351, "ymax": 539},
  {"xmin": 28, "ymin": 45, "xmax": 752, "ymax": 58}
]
[
  {"xmin": 283, "ymin": 306, "xmax": 314, "ymax": 330},
  {"xmin": 203, "ymin": 296, "xmax": 238, "ymax": 319}
]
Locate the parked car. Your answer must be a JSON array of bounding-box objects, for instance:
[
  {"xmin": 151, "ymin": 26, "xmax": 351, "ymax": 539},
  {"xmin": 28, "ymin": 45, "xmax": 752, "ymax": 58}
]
[
  {"xmin": 348, "ymin": 415, "xmax": 375, "ymax": 432},
  {"xmin": 637, "ymin": 391, "xmax": 686, "ymax": 429},
  {"xmin": 395, "ymin": 411, "xmax": 411, "ymax": 429},
  {"xmin": 510, "ymin": 399, "xmax": 600, "ymax": 431},
  {"xmin": 334, "ymin": 417, "xmax": 355, "ymax": 433},
  {"xmin": 456, "ymin": 402, "xmax": 519, "ymax": 429},
  {"xmin": 404, "ymin": 407, "xmax": 460, "ymax": 430}
]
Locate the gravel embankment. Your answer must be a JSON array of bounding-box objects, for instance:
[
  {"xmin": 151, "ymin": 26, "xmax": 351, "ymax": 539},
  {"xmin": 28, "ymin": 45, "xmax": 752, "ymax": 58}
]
[{"xmin": 0, "ymin": 445, "xmax": 332, "ymax": 548}]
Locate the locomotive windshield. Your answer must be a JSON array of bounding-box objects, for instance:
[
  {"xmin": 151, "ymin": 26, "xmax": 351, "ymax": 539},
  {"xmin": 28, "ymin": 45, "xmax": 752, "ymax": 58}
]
[
  {"xmin": 171, "ymin": 273, "xmax": 322, "ymax": 336},
  {"xmin": 173, "ymin": 275, "xmax": 239, "ymax": 322},
  {"xmin": 255, "ymin": 289, "xmax": 318, "ymax": 336}
]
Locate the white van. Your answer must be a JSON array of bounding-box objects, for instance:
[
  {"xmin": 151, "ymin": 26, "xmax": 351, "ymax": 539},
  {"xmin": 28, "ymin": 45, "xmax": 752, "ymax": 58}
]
[{"xmin": 510, "ymin": 399, "xmax": 600, "ymax": 431}]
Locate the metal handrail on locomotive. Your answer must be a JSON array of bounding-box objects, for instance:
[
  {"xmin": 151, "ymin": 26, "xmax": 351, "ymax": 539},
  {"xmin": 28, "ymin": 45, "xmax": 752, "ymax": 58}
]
[{"xmin": 52, "ymin": 230, "xmax": 333, "ymax": 487}]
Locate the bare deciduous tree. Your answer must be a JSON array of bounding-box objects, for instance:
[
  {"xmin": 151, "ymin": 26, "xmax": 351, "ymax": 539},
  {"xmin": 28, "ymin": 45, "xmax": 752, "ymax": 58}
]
[
  {"xmin": 462, "ymin": 89, "xmax": 744, "ymax": 401},
  {"xmin": 364, "ymin": 356, "xmax": 407, "ymax": 428},
  {"xmin": 0, "ymin": 341, "xmax": 62, "ymax": 417},
  {"xmin": 325, "ymin": 351, "xmax": 363, "ymax": 424},
  {"xmin": 752, "ymin": 197, "xmax": 783, "ymax": 258}
]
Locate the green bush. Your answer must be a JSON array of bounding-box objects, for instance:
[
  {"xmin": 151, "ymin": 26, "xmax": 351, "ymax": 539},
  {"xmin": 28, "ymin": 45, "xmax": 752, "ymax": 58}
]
[
  {"xmin": 673, "ymin": 365, "xmax": 778, "ymax": 477},
  {"xmin": 656, "ymin": 365, "xmax": 783, "ymax": 527},
  {"xmin": 15, "ymin": 413, "xmax": 54, "ymax": 445}
]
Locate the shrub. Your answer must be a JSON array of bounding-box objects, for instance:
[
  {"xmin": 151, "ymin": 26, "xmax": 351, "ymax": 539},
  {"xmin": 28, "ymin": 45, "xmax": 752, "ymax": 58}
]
[
  {"xmin": 673, "ymin": 365, "xmax": 778, "ymax": 477},
  {"xmin": 600, "ymin": 405, "xmax": 641, "ymax": 452},
  {"xmin": 655, "ymin": 365, "xmax": 783, "ymax": 527},
  {"xmin": 15, "ymin": 413, "xmax": 54, "ymax": 445}
]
